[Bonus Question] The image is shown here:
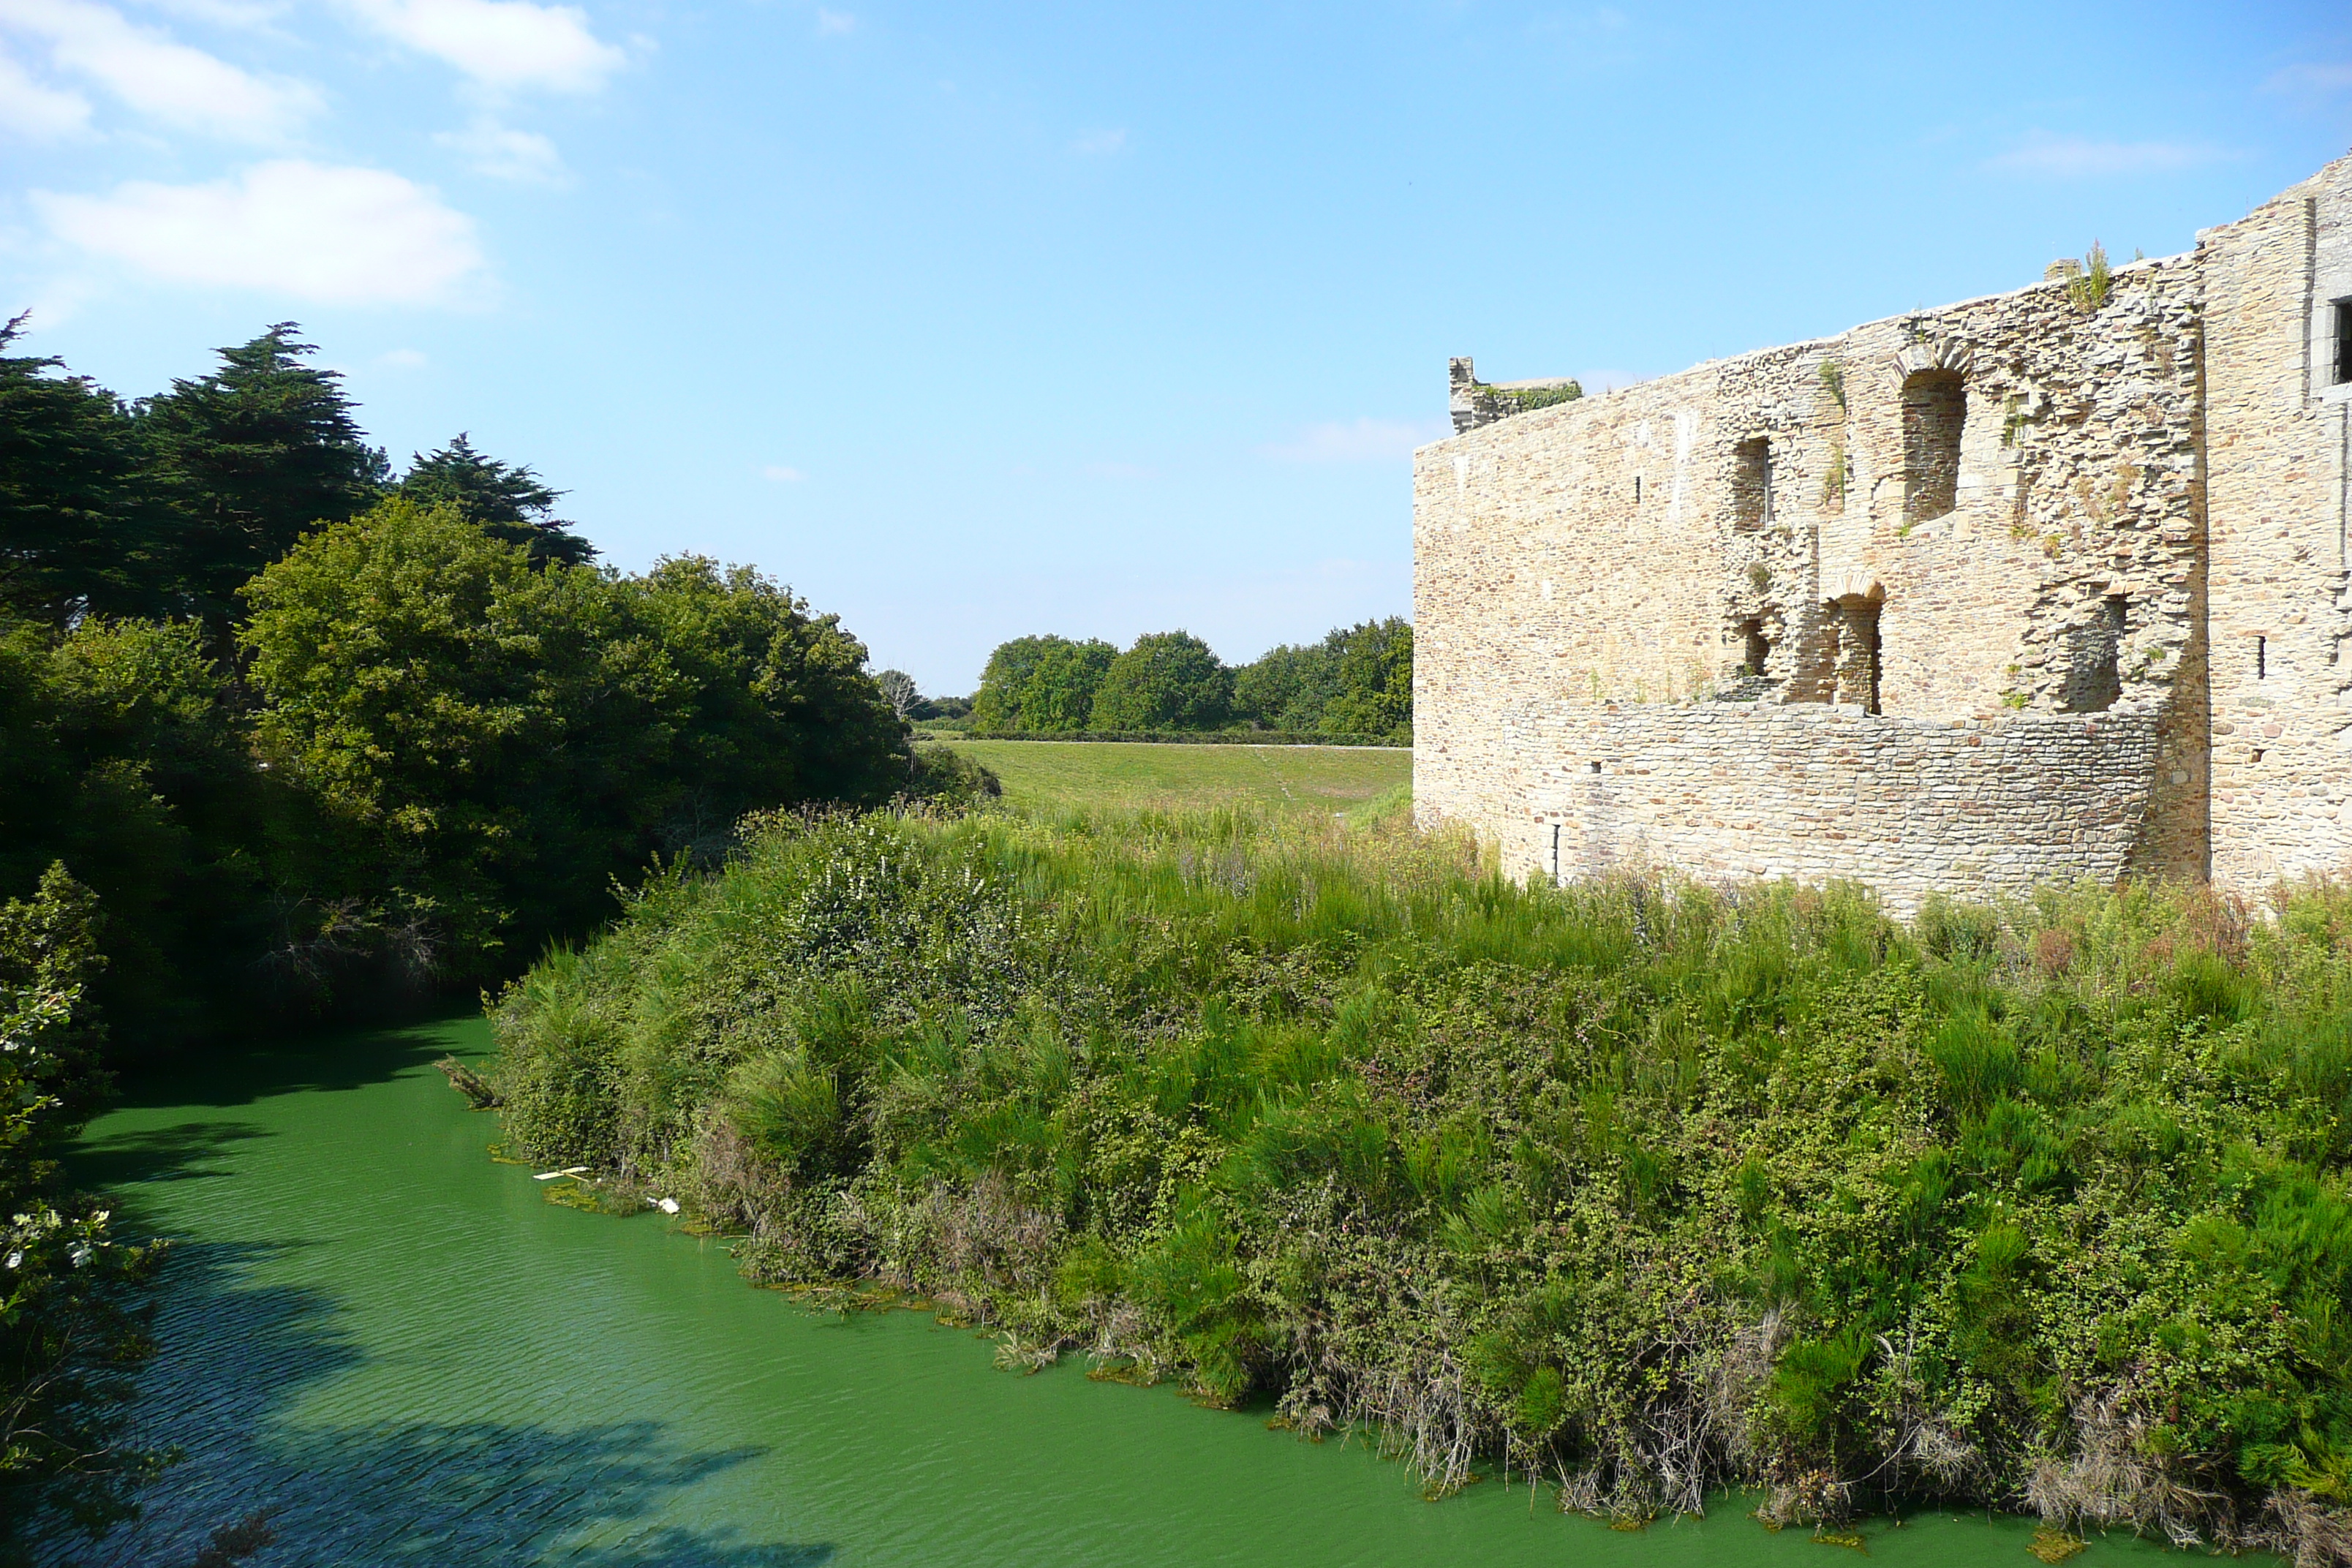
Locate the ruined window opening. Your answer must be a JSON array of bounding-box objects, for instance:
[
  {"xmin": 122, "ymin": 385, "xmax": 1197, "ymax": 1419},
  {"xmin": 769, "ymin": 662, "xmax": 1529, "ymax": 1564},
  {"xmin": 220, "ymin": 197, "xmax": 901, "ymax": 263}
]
[
  {"xmin": 1901, "ymin": 370, "xmax": 1966, "ymax": 522},
  {"xmin": 2257, "ymin": 635, "xmax": 2268, "ymax": 679},
  {"xmin": 2334, "ymin": 300, "xmax": 2352, "ymax": 385},
  {"xmin": 2062, "ymin": 595, "xmax": 2126, "ymax": 713},
  {"xmin": 1588, "ymin": 760, "xmax": 1602, "ymax": 773},
  {"xmin": 1738, "ymin": 619, "xmax": 1769, "ymax": 676},
  {"xmin": 1833, "ymin": 599, "xmax": 1881, "ymax": 713},
  {"xmin": 1731, "ymin": 437, "xmax": 1771, "ymax": 530}
]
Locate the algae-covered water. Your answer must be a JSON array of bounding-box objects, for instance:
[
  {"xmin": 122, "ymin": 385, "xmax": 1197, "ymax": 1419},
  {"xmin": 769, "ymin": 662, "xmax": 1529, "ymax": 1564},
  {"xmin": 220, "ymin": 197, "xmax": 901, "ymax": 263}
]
[{"xmin": 59, "ymin": 1015, "xmax": 2188, "ymax": 1566}]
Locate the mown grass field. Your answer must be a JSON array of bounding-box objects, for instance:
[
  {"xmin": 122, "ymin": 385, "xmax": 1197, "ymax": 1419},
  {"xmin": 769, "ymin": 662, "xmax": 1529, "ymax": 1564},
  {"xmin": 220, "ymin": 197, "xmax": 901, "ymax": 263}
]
[{"xmin": 933, "ymin": 739, "xmax": 1409, "ymax": 816}]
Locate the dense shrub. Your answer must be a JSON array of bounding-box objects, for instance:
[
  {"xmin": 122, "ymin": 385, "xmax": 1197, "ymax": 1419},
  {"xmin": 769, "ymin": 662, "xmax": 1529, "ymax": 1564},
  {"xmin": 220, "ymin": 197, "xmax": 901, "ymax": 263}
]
[
  {"xmin": 0, "ymin": 867, "xmax": 166, "ymax": 1558},
  {"xmin": 241, "ymin": 500, "xmax": 911, "ymax": 976},
  {"xmin": 491, "ymin": 810, "xmax": 2352, "ymax": 1559},
  {"xmin": 0, "ymin": 617, "xmax": 275, "ymax": 1049}
]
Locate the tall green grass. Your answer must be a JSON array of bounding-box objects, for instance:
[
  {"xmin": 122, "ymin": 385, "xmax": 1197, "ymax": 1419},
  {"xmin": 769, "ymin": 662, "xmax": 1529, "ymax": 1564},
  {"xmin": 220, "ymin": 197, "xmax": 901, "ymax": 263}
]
[{"xmin": 491, "ymin": 807, "xmax": 2352, "ymax": 1558}]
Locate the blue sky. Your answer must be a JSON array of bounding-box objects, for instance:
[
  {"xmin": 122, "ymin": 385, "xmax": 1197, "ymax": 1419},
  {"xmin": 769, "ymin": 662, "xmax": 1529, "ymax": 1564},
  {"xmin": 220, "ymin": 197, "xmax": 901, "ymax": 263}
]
[{"xmin": 3, "ymin": 0, "xmax": 2348, "ymax": 694}]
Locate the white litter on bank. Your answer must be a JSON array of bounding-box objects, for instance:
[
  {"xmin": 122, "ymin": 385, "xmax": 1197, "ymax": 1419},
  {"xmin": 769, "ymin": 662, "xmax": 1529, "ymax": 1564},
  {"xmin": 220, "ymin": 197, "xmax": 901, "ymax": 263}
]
[{"xmin": 533, "ymin": 1166, "xmax": 589, "ymax": 1180}]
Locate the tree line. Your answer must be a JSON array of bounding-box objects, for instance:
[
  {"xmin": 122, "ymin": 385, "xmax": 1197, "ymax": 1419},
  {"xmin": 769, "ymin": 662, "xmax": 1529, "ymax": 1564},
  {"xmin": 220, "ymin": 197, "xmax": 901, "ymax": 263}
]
[
  {"xmin": 0, "ymin": 319, "xmax": 935, "ymax": 1545},
  {"xmin": 952, "ymin": 618, "xmax": 1412, "ymax": 742}
]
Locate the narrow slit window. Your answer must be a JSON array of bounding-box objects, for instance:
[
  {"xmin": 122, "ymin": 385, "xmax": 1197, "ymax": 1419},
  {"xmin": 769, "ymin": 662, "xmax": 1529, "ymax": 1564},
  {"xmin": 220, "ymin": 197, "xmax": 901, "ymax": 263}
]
[
  {"xmin": 2335, "ymin": 301, "xmax": 2352, "ymax": 386},
  {"xmin": 1633, "ymin": 474, "xmax": 1643, "ymax": 504},
  {"xmin": 1833, "ymin": 599, "xmax": 1881, "ymax": 714},
  {"xmin": 2062, "ymin": 595, "xmax": 2125, "ymax": 713},
  {"xmin": 1901, "ymin": 370, "xmax": 1966, "ymax": 522},
  {"xmin": 2257, "ymin": 635, "xmax": 2268, "ymax": 679},
  {"xmin": 1731, "ymin": 437, "xmax": 1770, "ymax": 530}
]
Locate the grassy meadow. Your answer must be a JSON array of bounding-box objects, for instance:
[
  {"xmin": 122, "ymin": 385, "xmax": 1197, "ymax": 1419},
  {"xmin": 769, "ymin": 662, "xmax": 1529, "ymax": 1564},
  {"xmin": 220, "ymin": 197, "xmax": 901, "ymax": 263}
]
[{"xmin": 935, "ymin": 738, "xmax": 1409, "ymax": 818}]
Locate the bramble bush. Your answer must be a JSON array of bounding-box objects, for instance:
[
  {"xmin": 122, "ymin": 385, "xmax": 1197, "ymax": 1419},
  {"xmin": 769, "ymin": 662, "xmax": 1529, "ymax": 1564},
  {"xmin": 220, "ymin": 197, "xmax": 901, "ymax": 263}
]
[{"xmin": 490, "ymin": 807, "xmax": 2352, "ymax": 1559}]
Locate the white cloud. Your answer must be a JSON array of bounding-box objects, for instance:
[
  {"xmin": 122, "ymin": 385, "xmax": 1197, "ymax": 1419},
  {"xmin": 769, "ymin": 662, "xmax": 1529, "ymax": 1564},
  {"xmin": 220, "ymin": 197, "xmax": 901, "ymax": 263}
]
[
  {"xmin": 36, "ymin": 160, "xmax": 486, "ymax": 304},
  {"xmin": 132, "ymin": 0, "xmax": 287, "ymax": 28},
  {"xmin": 1070, "ymin": 126, "xmax": 1125, "ymax": 156},
  {"xmin": 435, "ymin": 115, "xmax": 563, "ymax": 180},
  {"xmin": 2263, "ymin": 61, "xmax": 2352, "ymax": 97},
  {"xmin": 344, "ymin": 0, "xmax": 622, "ymax": 91},
  {"xmin": 1986, "ymin": 132, "xmax": 2228, "ymax": 178},
  {"xmin": 813, "ymin": 7, "xmax": 851, "ymax": 35},
  {"xmin": 1261, "ymin": 417, "xmax": 1447, "ymax": 464},
  {"xmin": 0, "ymin": 0, "xmax": 316, "ymax": 139},
  {"xmin": 762, "ymin": 464, "xmax": 805, "ymax": 481},
  {"xmin": 0, "ymin": 42, "xmax": 90, "ymax": 137}
]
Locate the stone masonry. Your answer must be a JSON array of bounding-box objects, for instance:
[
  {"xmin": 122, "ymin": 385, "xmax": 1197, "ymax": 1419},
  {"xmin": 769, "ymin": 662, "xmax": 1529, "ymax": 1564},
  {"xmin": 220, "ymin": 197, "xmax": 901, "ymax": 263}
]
[{"xmin": 1414, "ymin": 153, "xmax": 2352, "ymax": 911}]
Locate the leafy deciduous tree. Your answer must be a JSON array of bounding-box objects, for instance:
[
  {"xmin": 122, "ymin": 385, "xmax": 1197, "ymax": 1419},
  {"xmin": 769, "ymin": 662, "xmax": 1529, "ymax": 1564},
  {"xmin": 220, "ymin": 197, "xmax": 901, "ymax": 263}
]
[
  {"xmin": 1090, "ymin": 630, "xmax": 1232, "ymax": 731},
  {"xmin": 1021, "ymin": 638, "xmax": 1115, "ymax": 731}
]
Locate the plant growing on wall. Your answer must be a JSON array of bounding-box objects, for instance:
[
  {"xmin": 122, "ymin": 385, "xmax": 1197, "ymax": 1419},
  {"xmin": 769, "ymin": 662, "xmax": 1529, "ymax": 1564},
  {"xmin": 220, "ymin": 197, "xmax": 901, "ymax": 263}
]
[
  {"xmin": 2065, "ymin": 243, "xmax": 2114, "ymax": 313},
  {"xmin": 1817, "ymin": 360, "xmax": 1850, "ymax": 508}
]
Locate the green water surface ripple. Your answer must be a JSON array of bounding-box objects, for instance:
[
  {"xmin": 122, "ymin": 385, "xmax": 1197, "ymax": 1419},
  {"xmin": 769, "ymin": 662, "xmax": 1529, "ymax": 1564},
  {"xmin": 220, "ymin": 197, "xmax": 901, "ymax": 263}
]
[{"xmin": 55, "ymin": 1017, "xmax": 2190, "ymax": 1567}]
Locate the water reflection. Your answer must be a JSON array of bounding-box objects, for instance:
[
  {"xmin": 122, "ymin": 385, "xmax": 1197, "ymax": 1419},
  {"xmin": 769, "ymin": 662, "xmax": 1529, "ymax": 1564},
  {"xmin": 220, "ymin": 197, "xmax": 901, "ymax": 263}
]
[{"xmin": 45, "ymin": 1244, "xmax": 832, "ymax": 1568}]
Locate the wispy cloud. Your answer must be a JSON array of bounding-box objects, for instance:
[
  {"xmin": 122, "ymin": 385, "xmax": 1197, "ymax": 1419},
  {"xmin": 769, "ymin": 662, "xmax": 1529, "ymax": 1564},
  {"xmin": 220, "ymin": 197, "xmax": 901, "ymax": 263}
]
[
  {"xmin": 0, "ymin": 41, "xmax": 89, "ymax": 137},
  {"xmin": 1985, "ymin": 132, "xmax": 2230, "ymax": 178},
  {"xmin": 2262, "ymin": 60, "xmax": 2352, "ymax": 99},
  {"xmin": 135, "ymin": 0, "xmax": 288, "ymax": 29},
  {"xmin": 37, "ymin": 160, "xmax": 486, "ymax": 304},
  {"xmin": 436, "ymin": 115, "xmax": 564, "ymax": 181},
  {"xmin": 762, "ymin": 464, "xmax": 806, "ymax": 482},
  {"xmin": 813, "ymin": 7, "xmax": 851, "ymax": 36},
  {"xmin": 0, "ymin": 0, "xmax": 318, "ymax": 140},
  {"xmin": 1071, "ymin": 127, "xmax": 1126, "ymax": 156},
  {"xmin": 1523, "ymin": 4, "xmax": 1635, "ymax": 75},
  {"xmin": 1261, "ymin": 417, "xmax": 1447, "ymax": 464},
  {"xmin": 380, "ymin": 347, "xmax": 429, "ymax": 366},
  {"xmin": 342, "ymin": 0, "xmax": 624, "ymax": 92}
]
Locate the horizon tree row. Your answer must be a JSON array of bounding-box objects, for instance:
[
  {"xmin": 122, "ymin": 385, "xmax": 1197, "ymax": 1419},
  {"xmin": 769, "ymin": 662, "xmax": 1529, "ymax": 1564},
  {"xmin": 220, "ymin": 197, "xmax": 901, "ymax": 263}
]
[{"xmin": 960, "ymin": 618, "xmax": 1412, "ymax": 742}]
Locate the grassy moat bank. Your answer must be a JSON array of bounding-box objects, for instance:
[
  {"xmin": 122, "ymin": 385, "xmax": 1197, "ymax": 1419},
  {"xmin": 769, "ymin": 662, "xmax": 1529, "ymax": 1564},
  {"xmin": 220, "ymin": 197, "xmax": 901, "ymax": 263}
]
[{"xmin": 490, "ymin": 808, "xmax": 2352, "ymax": 1562}]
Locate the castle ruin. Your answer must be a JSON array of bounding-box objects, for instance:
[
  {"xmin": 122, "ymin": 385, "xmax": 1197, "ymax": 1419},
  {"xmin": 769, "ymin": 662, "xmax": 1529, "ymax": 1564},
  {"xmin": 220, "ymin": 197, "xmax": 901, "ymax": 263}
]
[{"xmin": 1413, "ymin": 153, "xmax": 2352, "ymax": 909}]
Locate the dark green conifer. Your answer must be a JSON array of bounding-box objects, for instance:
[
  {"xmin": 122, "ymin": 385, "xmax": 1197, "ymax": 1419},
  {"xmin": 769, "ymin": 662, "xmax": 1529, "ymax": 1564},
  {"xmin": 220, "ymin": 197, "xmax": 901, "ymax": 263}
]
[{"xmin": 134, "ymin": 323, "xmax": 387, "ymax": 625}]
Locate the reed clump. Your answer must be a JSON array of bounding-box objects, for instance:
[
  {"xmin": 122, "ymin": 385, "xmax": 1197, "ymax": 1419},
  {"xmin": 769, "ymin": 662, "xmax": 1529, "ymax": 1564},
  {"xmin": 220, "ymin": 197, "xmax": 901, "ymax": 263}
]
[{"xmin": 489, "ymin": 807, "xmax": 2352, "ymax": 1561}]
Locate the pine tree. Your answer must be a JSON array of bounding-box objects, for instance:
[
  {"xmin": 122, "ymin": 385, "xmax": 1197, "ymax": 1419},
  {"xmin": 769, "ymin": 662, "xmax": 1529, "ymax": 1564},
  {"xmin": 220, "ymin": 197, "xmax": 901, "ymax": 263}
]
[
  {"xmin": 397, "ymin": 433, "xmax": 596, "ymax": 567},
  {"xmin": 0, "ymin": 315, "xmax": 167, "ymax": 624},
  {"xmin": 135, "ymin": 324, "xmax": 387, "ymax": 625}
]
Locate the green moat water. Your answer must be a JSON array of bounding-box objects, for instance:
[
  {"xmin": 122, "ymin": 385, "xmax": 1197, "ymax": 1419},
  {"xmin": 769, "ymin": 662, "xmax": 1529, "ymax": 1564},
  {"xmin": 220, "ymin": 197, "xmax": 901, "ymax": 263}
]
[{"xmin": 60, "ymin": 1015, "xmax": 2193, "ymax": 1566}]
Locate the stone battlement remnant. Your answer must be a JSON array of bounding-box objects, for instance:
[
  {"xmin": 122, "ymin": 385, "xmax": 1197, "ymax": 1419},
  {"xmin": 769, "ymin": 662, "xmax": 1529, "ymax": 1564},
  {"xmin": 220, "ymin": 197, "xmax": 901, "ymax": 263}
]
[{"xmin": 1414, "ymin": 152, "xmax": 2352, "ymax": 911}]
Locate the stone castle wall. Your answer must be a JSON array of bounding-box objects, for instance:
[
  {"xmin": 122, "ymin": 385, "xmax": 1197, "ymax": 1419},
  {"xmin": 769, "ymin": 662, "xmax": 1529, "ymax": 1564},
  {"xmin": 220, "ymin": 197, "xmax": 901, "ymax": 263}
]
[
  {"xmin": 1414, "ymin": 151, "xmax": 2352, "ymax": 907},
  {"xmin": 2201, "ymin": 157, "xmax": 2352, "ymax": 888}
]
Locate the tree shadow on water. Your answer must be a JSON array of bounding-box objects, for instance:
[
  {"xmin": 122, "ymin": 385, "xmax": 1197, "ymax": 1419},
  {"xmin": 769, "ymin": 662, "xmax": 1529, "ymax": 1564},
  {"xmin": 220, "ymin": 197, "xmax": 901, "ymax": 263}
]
[
  {"xmin": 72, "ymin": 1117, "xmax": 274, "ymax": 1190},
  {"xmin": 109, "ymin": 1010, "xmax": 483, "ymax": 1115},
  {"xmin": 40, "ymin": 1244, "xmax": 832, "ymax": 1568}
]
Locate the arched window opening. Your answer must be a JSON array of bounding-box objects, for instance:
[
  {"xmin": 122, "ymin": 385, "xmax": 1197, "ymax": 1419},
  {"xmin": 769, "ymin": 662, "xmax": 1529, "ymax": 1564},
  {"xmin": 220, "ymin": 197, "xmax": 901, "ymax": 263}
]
[
  {"xmin": 1831, "ymin": 598, "xmax": 1881, "ymax": 713},
  {"xmin": 1901, "ymin": 370, "xmax": 1966, "ymax": 522},
  {"xmin": 1739, "ymin": 618, "xmax": 1769, "ymax": 676},
  {"xmin": 2062, "ymin": 595, "xmax": 2125, "ymax": 713},
  {"xmin": 1731, "ymin": 437, "xmax": 1771, "ymax": 530}
]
